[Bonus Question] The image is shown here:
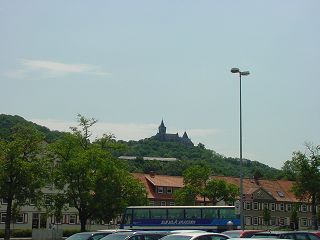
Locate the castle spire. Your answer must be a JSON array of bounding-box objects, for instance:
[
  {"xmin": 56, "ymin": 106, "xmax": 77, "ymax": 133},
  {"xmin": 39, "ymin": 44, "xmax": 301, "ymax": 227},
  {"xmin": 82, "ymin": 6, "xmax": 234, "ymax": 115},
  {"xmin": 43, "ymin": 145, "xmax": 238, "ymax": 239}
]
[{"xmin": 158, "ymin": 119, "xmax": 166, "ymax": 135}]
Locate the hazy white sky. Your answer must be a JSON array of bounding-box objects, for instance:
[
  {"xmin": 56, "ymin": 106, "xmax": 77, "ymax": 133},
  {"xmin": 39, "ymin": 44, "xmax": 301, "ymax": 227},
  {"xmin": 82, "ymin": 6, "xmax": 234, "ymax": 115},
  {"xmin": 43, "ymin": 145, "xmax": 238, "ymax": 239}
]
[{"xmin": 1, "ymin": 0, "xmax": 319, "ymax": 169}]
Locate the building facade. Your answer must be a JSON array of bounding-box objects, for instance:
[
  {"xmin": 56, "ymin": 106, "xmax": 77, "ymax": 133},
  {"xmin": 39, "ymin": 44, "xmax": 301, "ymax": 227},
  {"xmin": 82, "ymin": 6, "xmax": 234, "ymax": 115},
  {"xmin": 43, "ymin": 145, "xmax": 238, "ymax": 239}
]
[
  {"xmin": 133, "ymin": 172, "xmax": 316, "ymax": 230},
  {"xmin": 0, "ymin": 173, "xmax": 316, "ymax": 231}
]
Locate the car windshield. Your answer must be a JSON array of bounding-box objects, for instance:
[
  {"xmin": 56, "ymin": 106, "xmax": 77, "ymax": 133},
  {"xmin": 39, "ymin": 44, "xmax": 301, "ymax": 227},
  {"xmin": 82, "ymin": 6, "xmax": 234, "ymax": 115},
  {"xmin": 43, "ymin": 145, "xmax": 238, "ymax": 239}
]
[
  {"xmin": 160, "ymin": 235, "xmax": 193, "ymax": 240},
  {"xmin": 67, "ymin": 233, "xmax": 93, "ymax": 240}
]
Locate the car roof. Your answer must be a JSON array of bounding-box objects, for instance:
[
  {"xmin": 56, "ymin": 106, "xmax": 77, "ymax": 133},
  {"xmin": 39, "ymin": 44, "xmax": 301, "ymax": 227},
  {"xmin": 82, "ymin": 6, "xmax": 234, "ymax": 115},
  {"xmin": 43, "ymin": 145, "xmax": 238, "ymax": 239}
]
[
  {"xmin": 167, "ymin": 232, "xmax": 228, "ymax": 237},
  {"xmin": 110, "ymin": 231, "xmax": 168, "ymax": 236},
  {"xmin": 97, "ymin": 230, "xmax": 132, "ymax": 233},
  {"xmin": 254, "ymin": 231, "xmax": 289, "ymax": 235},
  {"xmin": 230, "ymin": 238, "xmax": 288, "ymax": 240}
]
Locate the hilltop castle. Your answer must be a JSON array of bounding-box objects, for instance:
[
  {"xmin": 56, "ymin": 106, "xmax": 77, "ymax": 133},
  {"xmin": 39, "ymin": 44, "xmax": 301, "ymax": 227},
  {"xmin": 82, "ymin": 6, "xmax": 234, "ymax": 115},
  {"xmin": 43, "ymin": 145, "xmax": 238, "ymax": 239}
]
[{"xmin": 152, "ymin": 120, "xmax": 194, "ymax": 147}]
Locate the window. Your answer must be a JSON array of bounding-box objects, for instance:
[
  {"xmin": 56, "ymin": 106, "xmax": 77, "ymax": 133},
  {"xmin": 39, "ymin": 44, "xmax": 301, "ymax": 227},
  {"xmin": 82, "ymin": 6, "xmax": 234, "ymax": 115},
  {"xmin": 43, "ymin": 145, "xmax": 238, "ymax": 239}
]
[
  {"xmin": 253, "ymin": 202, "xmax": 259, "ymax": 210},
  {"xmin": 301, "ymin": 204, "xmax": 307, "ymax": 212},
  {"xmin": 150, "ymin": 209, "xmax": 166, "ymax": 219},
  {"xmin": 158, "ymin": 187, "xmax": 163, "ymax": 194},
  {"xmin": 301, "ymin": 218, "xmax": 308, "ymax": 227},
  {"xmin": 270, "ymin": 203, "xmax": 275, "ymax": 211},
  {"xmin": 167, "ymin": 188, "xmax": 172, "ymax": 194},
  {"xmin": 16, "ymin": 213, "xmax": 24, "ymax": 223},
  {"xmin": 160, "ymin": 201, "xmax": 166, "ymax": 206},
  {"xmin": 287, "ymin": 204, "xmax": 291, "ymax": 211},
  {"xmin": 169, "ymin": 202, "xmax": 175, "ymax": 206},
  {"xmin": 270, "ymin": 217, "xmax": 276, "ymax": 226},
  {"xmin": 280, "ymin": 203, "xmax": 285, "ymax": 211},
  {"xmin": 277, "ymin": 191, "xmax": 285, "ymax": 198},
  {"xmin": 44, "ymin": 195, "xmax": 52, "ymax": 205},
  {"xmin": 167, "ymin": 208, "xmax": 184, "ymax": 219},
  {"xmin": 263, "ymin": 203, "xmax": 269, "ymax": 210},
  {"xmin": 220, "ymin": 208, "xmax": 236, "ymax": 218},
  {"xmin": 55, "ymin": 216, "xmax": 62, "ymax": 224},
  {"xmin": 69, "ymin": 215, "xmax": 77, "ymax": 224},
  {"xmin": 1, "ymin": 198, "xmax": 8, "ymax": 205},
  {"xmin": 202, "ymin": 208, "xmax": 218, "ymax": 219},
  {"xmin": 1, "ymin": 213, "xmax": 6, "ymax": 223},
  {"xmin": 133, "ymin": 209, "xmax": 150, "ymax": 219},
  {"xmin": 185, "ymin": 208, "xmax": 201, "ymax": 219},
  {"xmin": 245, "ymin": 202, "xmax": 251, "ymax": 210},
  {"xmin": 278, "ymin": 217, "xmax": 285, "ymax": 226},
  {"xmin": 29, "ymin": 198, "xmax": 35, "ymax": 205},
  {"xmin": 245, "ymin": 216, "xmax": 251, "ymax": 226},
  {"xmin": 253, "ymin": 217, "xmax": 258, "ymax": 225},
  {"xmin": 149, "ymin": 201, "xmax": 155, "ymax": 206}
]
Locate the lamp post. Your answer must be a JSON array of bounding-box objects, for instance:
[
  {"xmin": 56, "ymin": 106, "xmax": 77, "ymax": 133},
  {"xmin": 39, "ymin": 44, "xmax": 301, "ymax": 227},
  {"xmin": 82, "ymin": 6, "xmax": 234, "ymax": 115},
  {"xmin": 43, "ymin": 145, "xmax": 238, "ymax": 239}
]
[{"xmin": 231, "ymin": 67, "xmax": 250, "ymax": 230}]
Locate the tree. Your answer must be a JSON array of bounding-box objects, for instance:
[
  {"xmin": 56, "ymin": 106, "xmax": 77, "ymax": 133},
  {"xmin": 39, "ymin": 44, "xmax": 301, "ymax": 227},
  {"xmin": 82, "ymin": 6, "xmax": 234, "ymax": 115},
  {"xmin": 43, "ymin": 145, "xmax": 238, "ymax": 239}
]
[
  {"xmin": 174, "ymin": 165, "xmax": 238, "ymax": 206},
  {"xmin": 51, "ymin": 115, "xmax": 147, "ymax": 231},
  {"xmin": 290, "ymin": 204, "xmax": 299, "ymax": 230},
  {"xmin": 282, "ymin": 143, "xmax": 320, "ymax": 230},
  {"xmin": 173, "ymin": 185, "xmax": 198, "ymax": 206},
  {"xmin": 183, "ymin": 165, "xmax": 211, "ymax": 203},
  {"xmin": 0, "ymin": 124, "xmax": 50, "ymax": 240},
  {"xmin": 262, "ymin": 207, "xmax": 271, "ymax": 226},
  {"xmin": 203, "ymin": 179, "xmax": 239, "ymax": 205}
]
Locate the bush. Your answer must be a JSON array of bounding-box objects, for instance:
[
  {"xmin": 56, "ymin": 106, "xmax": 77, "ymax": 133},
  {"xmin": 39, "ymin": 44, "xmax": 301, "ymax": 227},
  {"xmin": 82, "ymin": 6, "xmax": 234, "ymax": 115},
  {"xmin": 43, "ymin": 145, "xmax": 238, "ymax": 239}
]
[
  {"xmin": 0, "ymin": 229, "xmax": 32, "ymax": 238},
  {"xmin": 12, "ymin": 229, "xmax": 32, "ymax": 237}
]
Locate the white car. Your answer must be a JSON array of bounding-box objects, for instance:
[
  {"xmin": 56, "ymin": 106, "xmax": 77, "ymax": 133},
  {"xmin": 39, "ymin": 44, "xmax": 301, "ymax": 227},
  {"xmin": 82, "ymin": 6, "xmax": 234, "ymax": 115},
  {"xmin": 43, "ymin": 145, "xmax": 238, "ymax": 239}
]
[{"xmin": 159, "ymin": 232, "xmax": 230, "ymax": 240}]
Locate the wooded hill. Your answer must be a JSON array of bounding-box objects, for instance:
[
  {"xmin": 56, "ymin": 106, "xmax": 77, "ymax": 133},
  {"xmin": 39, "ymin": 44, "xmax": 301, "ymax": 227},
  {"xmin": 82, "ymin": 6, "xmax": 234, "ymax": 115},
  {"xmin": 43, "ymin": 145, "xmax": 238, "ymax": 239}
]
[{"xmin": 0, "ymin": 114, "xmax": 282, "ymax": 179}]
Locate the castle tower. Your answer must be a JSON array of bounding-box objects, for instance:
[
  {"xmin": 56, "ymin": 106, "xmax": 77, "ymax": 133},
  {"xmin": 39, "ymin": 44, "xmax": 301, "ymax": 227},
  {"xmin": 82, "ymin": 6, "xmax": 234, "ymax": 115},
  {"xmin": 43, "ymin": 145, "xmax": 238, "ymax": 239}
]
[
  {"xmin": 158, "ymin": 119, "xmax": 166, "ymax": 135},
  {"xmin": 182, "ymin": 131, "xmax": 189, "ymax": 139}
]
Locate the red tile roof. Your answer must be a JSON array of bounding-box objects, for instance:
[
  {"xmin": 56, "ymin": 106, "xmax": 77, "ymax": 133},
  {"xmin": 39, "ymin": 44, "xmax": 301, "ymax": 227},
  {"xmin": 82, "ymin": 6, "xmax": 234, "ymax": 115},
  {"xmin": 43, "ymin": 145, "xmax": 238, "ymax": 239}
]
[{"xmin": 132, "ymin": 173, "xmax": 301, "ymax": 203}]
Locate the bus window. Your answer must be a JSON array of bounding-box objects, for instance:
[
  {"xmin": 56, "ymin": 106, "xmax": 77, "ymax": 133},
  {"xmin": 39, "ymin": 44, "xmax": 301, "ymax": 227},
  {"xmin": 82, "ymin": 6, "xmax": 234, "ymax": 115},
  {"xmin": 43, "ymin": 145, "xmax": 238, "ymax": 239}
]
[
  {"xmin": 168, "ymin": 208, "xmax": 184, "ymax": 219},
  {"xmin": 219, "ymin": 208, "xmax": 235, "ymax": 219},
  {"xmin": 202, "ymin": 208, "xmax": 218, "ymax": 219},
  {"xmin": 185, "ymin": 208, "xmax": 201, "ymax": 219},
  {"xmin": 133, "ymin": 209, "xmax": 150, "ymax": 219},
  {"xmin": 124, "ymin": 213, "xmax": 132, "ymax": 225},
  {"xmin": 150, "ymin": 208, "xmax": 167, "ymax": 219}
]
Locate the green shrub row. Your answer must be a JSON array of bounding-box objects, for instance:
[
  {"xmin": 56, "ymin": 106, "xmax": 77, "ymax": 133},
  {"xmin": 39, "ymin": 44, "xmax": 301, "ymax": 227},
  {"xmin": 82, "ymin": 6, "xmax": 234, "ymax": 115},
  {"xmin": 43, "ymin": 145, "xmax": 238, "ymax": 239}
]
[
  {"xmin": 0, "ymin": 229, "xmax": 80, "ymax": 238},
  {"xmin": 0, "ymin": 229, "xmax": 32, "ymax": 238}
]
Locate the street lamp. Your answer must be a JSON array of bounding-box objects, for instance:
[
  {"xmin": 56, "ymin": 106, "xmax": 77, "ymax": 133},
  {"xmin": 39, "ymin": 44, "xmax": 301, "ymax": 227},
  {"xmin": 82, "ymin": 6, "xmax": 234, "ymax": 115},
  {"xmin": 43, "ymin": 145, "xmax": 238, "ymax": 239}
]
[{"xmin": 231, "ymin": 67, "xmax": 250, "ymax": 230}]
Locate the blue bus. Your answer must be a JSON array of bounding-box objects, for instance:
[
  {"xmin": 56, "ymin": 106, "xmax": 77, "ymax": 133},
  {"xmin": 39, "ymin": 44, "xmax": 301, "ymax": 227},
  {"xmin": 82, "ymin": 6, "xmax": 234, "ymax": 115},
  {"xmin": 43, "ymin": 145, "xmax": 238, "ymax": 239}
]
[{"xmin": 120, "ymin": 206, "xmax": 240, "ymax": 232}]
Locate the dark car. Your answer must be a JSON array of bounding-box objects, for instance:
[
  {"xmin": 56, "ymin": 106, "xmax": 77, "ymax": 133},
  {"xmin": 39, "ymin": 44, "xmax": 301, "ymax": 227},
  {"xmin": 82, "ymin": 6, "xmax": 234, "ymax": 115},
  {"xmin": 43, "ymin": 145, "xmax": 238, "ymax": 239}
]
[
  {"xmin": 66, "ymin": 232, "xmax": 116, "ymax": 240},
  {"xmin": 99, "ymin": 231, "xmax": 170, "ymax": 240},
  {"xmin": 222, "ymin": 230, "xmax": 265, "ymax": 238},
  {"xmin": 251, "ymin": 231, "xmax": 320, "ymax": 240}
]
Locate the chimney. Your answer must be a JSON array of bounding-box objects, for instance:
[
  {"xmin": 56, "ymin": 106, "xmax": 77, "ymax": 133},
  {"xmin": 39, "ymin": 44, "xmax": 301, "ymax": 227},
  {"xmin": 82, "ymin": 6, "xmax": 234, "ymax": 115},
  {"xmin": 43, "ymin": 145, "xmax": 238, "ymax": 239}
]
[{"xmin": 149, "ymin": 171, "xmax": 156, "ymax": 178}]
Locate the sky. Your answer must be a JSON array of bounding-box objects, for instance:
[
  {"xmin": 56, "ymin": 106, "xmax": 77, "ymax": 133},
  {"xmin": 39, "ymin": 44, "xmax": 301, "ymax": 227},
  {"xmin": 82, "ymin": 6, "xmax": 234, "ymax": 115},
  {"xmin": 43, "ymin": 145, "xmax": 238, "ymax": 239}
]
[{"xmin": 1, "ymin": 0, "xmax": 319, "ymax": 169}]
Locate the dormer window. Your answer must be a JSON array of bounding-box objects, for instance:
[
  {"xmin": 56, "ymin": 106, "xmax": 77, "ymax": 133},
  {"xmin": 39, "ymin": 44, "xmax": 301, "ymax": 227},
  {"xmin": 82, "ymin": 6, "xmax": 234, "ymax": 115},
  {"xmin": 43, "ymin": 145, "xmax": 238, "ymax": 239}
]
[
  {"xmin": 277, "ymin": 191, "xmax": 285, "ymax": 198},
  {"xmin": 158, "ymin": 187, "xmax": 163, "ymax": 194}
]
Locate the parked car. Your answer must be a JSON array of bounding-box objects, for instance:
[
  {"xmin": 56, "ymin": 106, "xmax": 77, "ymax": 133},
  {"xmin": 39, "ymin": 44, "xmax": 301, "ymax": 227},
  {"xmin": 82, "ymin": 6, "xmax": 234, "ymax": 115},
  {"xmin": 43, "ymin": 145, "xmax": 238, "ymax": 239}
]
[
  {"xmin": 66, "ymin": 232, "xmax": 115, "ymax": 240},
  {"xmin": 310, "ymin": 232, "xmax": 320, "ymax": 238},
  {"xmin": 158, "ymin": 232, "xmax": 230, "ymax": 240},
  {"xmin": 222, "ymin": 230, "xmax": 265, "ymax": 238},
  {"xmin": 251, "ymin": 231, "xmax": 320, "ymax": 240},
  {"xmin": 99, "ymin": 231, "xmax": 170, "ymax": 240}
]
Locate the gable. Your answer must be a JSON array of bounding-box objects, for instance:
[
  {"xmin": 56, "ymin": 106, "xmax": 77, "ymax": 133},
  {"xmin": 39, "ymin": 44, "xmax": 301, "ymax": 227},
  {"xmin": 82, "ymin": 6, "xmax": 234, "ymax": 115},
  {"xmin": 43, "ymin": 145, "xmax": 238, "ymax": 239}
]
[{"xmin": 252, "ymin": 188, "xmax": 275, "ymax": 201}]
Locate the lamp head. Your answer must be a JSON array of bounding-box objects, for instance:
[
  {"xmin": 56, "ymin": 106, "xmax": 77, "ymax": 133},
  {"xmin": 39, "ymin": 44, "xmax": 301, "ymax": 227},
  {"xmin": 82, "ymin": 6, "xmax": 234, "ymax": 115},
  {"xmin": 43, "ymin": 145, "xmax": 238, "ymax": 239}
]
[
  {"xmin": 241, "ymin": 71, "xmax": 250, "ymax": 76},
  {"xmin": 231, "ymin": 68, "xmax": 240, "ymax": 73}
]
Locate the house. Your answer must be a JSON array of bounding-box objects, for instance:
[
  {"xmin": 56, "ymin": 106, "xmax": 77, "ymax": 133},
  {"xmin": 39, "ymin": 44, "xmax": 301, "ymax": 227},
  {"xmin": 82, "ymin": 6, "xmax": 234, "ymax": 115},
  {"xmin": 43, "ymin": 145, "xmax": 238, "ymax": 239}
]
[{"xmin": 132, "ymin": 172, "xmax": 316, "ymax": 230}]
